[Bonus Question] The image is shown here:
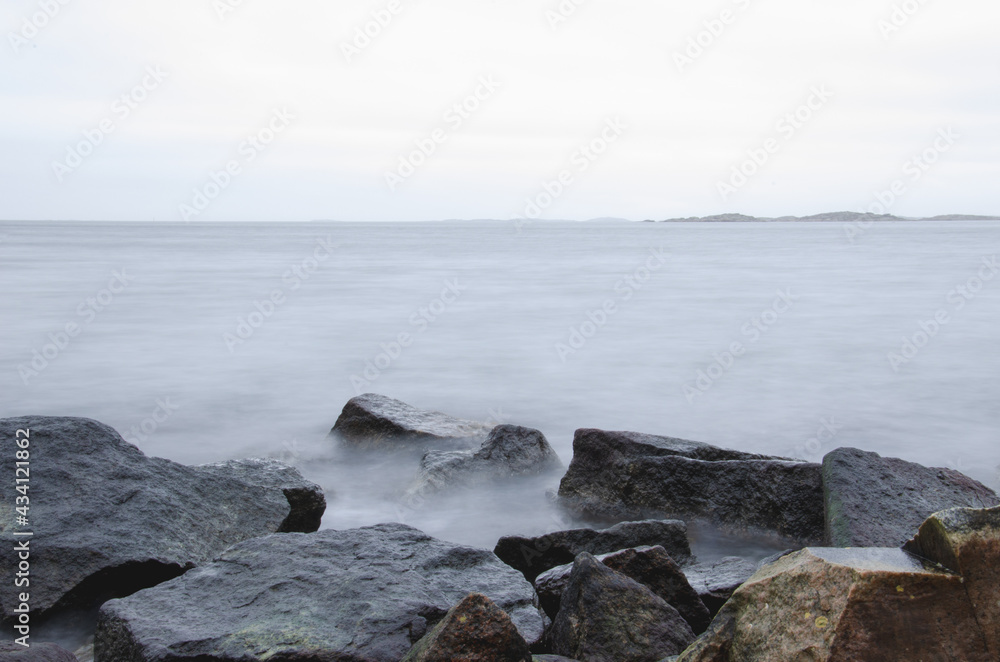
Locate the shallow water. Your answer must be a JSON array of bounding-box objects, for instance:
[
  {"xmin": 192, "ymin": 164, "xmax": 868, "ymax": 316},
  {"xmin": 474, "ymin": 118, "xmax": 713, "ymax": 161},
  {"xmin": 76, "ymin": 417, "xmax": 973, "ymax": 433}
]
[{"xmin": 2, "ymin": 219, "xmax": 999, "ymax": 558}]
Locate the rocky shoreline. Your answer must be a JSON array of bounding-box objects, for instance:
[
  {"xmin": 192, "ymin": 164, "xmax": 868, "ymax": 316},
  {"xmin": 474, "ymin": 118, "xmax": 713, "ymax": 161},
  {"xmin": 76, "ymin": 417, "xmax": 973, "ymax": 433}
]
[{"xmin": 2, "ymin": 394, "xmax": 998, "ymax": 661}]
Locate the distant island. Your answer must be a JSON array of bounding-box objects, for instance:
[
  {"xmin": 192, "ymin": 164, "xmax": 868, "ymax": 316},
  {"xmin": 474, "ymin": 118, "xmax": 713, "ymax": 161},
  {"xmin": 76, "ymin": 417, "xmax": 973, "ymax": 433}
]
[{"xmin": 645, "ymin": 212, "xmax": 1000, "ymax": 223}]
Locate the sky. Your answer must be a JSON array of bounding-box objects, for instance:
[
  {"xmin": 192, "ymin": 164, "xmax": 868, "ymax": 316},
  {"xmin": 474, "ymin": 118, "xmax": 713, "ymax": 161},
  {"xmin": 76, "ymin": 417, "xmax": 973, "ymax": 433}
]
[{"xmin": 0, "ymin": 0, "xmax": 997, "ymax": 222}]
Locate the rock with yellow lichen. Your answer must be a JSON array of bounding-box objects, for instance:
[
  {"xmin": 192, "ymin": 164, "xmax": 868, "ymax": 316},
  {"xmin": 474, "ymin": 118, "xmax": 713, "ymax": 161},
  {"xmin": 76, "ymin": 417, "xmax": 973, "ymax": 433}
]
[
  {"xmin": 903, "ymin": 504, "xmax": 1000, "ymax": 659},
  {"xmin": 677, "ymin": 544, "xmax": 995, "ymax": 662}
]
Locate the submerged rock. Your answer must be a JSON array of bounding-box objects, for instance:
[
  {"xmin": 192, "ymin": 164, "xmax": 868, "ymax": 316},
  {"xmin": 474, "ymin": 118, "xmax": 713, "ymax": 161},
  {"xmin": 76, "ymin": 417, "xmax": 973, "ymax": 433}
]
[
  {"xmin": 534, "ymin": 545, "xmax": 710, "ymax": 634},
  {"xmin": 0, "ymin": 416, "xmax": 324, "ymax": 625},
  {"xmin": 822, "ymin": 447, "xmax": 999, "ymax": 548},
  {"xmin": 551, "ymin": 553, "xmax": 695, "ymax": 661},
  {"xmin": 330, "ymin": 393, "xmax": 492, "ymax": 450},
  {"xmin": 494, "ymin": 519, "xmax": 691, "ymax": 583},
  {"xmin": 401, "ymin": 592, "xmax": 532, "ymax": 662},
  {"xmin": 678, "ymin": 547, "xmax": 994, "ymax": 662},
  {"xmin": 407, "ymin": 425, "xmax": 563, "ymax": 497},
  {"xmin": 904, "ymin": 505, "xmax": 1000, "ymax": 658},
  {"xmin": 557, "ymin": 429, "xmax": 824, "ymax": 542},
  {"xmin": 95, "ymin": 523, "xmax": 545, "ymax": 662}
]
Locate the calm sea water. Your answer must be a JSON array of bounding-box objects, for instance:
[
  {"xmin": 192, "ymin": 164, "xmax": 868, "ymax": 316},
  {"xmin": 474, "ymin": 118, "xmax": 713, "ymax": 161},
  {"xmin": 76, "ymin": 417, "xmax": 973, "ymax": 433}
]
[{"xmin": 2, "ymin": 219, "xmax": 999, "ymax": 557}]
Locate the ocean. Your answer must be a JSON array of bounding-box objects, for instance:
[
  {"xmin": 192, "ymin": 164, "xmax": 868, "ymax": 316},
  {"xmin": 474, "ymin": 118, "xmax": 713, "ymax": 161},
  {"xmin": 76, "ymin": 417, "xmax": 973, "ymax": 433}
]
[{"xmin": 2, "ymin": 219, "xmax": 999, "ymax": 558}]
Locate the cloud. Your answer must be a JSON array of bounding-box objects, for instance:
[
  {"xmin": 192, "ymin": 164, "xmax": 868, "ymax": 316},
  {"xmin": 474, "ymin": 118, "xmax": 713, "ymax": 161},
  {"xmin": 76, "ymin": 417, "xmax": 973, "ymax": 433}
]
[{"xmin": 1, "ymin": 0, "xmax": 997, "ymax": 221}]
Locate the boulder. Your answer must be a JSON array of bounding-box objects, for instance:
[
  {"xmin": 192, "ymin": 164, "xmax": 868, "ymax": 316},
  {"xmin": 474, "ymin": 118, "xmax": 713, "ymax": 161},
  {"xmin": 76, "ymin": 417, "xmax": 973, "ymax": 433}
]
[
  {"xmin": 681, "ymin": 557, "xmax": 758, "ymax": 617},
  {"xmin": 822, "ymin": 447, "xmax": 999, "ymax": 547},
  {"xmin": 551, "ymin": 552, "xmax": 695, "ymax": 661},
  {"xmin": 904, "ymin": 505, "xmax": 1000, "ymax": 657},
  {"xmin": 401, "ymin": 592, "xmax": 532, "ymax": 662},
  {"xmin": 534, "ymin": 546, "xmax": 710, "ymax": 634},
  {"xmin": 557, "ymin": 429, "xmax": 823, "ymax": 542},
  {"xmin": 330, "ymin": 393, "xmax": 492, "ymax": 450},
  {"xmin": 532, "ymin": 657, "xmax": 579, "ymax": 661},
  {"xmin": 197, "ymin": 457, "xmax": 327, "ymax": 532},
  {"xmin": 677, "ymin": 547, "xmax": 994, "ymax": 662},
  {"xmin": 0, "ymin": 416, "xmax": 324, "ymax": 624},
  {"xmin": 0, "ymin": 641, "xmax": 79, "ymax": 662},
  {"xmin": 95, "ymin": 523, "xmax": 545, "ymax": 662},
  {"xmin": 494, "ymin": 519, "xmax": 691, "ymax": 582},
  {"xmin": 407, "ymin": 425, "xmax": 563, "ymax": 497}
]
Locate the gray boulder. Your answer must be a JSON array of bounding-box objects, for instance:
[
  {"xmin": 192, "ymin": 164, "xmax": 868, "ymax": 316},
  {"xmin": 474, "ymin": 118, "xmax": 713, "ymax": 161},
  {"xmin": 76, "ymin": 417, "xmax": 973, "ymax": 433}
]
[
  {"xmin": 0, "ymin": 641, "xmax": 79, "ymax": 662},
  {"xmin": 550, "ymin": 552, "xmax": 695, "ymax": 661},
  {"xmin": 494, "ymin": 519, "xmax": 691, "ymax": 583},
  {"xmin": 534, "ymin": 545, "xmax": 710, "ymax": 634},
  {"xmin": 96, "ymin": 523, "xmax": 545, "ymax": 662},
  {"xmin": 823, "ymin": 447, "xmax": 999, "ymax": 547},
  {"xmin": 682, "ymin": 556, "xmax": 758, "ymax": 616},
  {"xmin": 330, "ymin": 393, "xmax": 492, "ymax": 450},
  {"xmin": 407, "ymin": 425, "xmax": 563, "ymax": 497},
  {"xmin": 557, "ymin": 429, "xmax": 824, "ymax": 542},
  {"xmin": 0, "ymin": 416, "xmax": 325, "ymax": 625},
  {"xmin": 197, "ymin": 457, "xmax": 327, "ymax": 532}
]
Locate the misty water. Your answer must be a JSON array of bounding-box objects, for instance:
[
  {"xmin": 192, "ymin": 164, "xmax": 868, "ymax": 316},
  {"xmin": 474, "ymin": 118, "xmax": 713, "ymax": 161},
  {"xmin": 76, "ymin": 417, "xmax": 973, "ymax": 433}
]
[{"xmin": 3, "ymin": 219, "xmax": 999, "ymax": 563}]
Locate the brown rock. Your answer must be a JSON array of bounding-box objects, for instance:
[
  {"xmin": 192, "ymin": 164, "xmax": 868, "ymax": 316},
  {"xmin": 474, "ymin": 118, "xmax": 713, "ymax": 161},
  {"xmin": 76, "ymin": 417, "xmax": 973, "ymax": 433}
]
[
  {"xmin": 904, "ymin": 505, "xmax": 1000, "ymax": 658},
  {"xmin": 678, "ymin": 547, "xmax": 992, "ymax": 662},
  {"xmin": 401, "ymin": 592, "xmax": 532, "ymax": 662}
]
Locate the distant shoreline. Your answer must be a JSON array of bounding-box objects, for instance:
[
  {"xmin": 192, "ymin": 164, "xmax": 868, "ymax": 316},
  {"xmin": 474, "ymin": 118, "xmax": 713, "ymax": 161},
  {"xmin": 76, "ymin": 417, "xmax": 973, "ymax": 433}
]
[
  {"xmin": 647, "ymin": 213, "xmax": 1000, "ymax": 223},
  {"xmin": 1, "ymin": 213, "xmax": 1000, "ymax": 225}
]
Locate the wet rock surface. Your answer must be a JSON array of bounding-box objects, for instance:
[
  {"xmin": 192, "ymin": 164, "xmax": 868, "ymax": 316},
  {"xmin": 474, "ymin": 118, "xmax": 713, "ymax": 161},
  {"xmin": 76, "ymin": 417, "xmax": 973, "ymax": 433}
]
[
  {"xmin": 557, "ymin": 429, "xmax": 824, "ymax": 542},
  {"xmin": 0, "ymin": 641, "xmax": 80, "ymax": 662},
  {"xmin": 822, "ymin": 447, "xmax": 999, "ymax": 548},
  {"xmin": 551, "ymin": 552, "xmax": 695, "ymax": 662},
  {"xmin": 678, "ymin": 546, "xmax": 995, "ymax": 662},
  {"xmin": 495, "ymin": 519, "xmax": 691, "ymax": 583},
  {"xmin": 401, "ymin": 592, "xmax": 532, "ymax": 662},
  {"xmin": 534, "ymin": 546, "xmax": 710, "ymax": 634},
  {"xmin": 96, "ymin": 523, "xmax": 545, "ymax": 662},
  {"xmin": 680, "ymin": 557, "xmax": 758, "ymax": 617},
  {"xmin": 330, "ymin": 393, "xmax": 492, "ymax": 450},
  {"xmin": 0, "ymin": 416, "xmax": 324, "ymax": 624},
  {"xmin": 904, "ymin": 505, "xmax": 1000, "ymax": 658}
]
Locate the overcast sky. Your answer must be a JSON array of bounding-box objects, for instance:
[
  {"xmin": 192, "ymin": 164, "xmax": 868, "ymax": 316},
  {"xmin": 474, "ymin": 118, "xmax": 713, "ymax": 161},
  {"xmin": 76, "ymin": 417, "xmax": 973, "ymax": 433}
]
[{"xmin": 1, "ymin": 0, "xmax": 997, "ymax": 222}]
